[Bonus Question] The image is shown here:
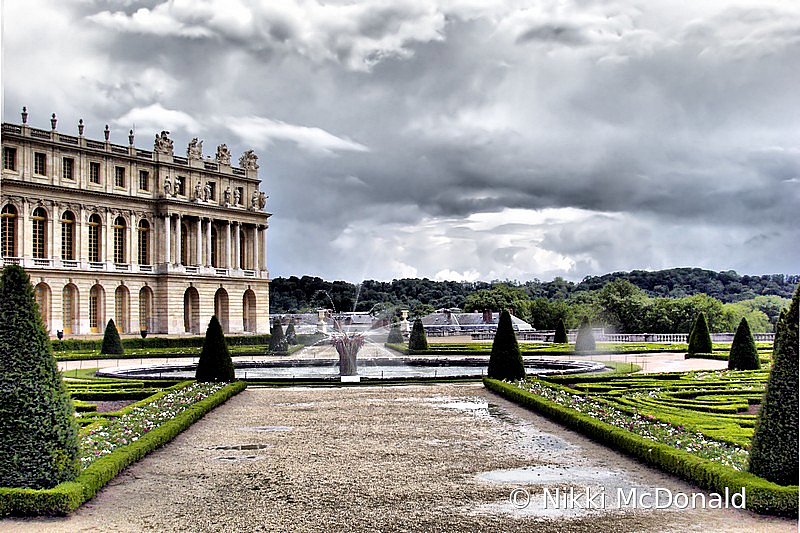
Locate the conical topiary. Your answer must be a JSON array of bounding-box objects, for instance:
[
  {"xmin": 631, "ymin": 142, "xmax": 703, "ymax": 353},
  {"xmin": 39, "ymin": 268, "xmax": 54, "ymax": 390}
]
[
  {"xmin": 748, "ymin": 284, "xmax": 799, "ymax": 485},
  {"xmin": 195, "ymin": 315, "xmax": 235, "ymax": 382},
  {"xmin": 574, "ymin": 317, "xmax": 596, "ymax": 353},
  {"xmin": 487, "ymin": 310, "xmax": 526, "ymax": 381},
  {"xmin": 100, "ymin": 318, "xmax": 124, "ymax": 355},
  {"xmin": 728, "ymin": 317, "xmax": 760, "ymax": 370},
  {"xmin": 688, "ymin": 312, "xmax": 713, "ymax": 355},
  {"xmin": 387, "ymin": 322, "xmax": 403, "ymax": 344},
  {"xmin": 0, "ymin": 265, "xmax": 80, "ymax": 489},
  {"xmin": 408, "ymin": 318, "xmax": 428, "ymax": 351},
  {"xmin": 285, "ymin": 322, "xmax": 298, "ymax": 345},
  {"xmin": 269, "ymin": 319, "xmax": 288, "ymax": 353},
  {"xmin": 554, "ymin": 318, "xmax": 568, "ymax": 344}
]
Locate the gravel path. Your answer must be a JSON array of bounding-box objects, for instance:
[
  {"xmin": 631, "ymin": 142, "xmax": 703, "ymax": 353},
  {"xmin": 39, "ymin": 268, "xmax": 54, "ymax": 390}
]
[{"xmin": 4, "ymin": 383, "xmax": 796, "ymax": 532}]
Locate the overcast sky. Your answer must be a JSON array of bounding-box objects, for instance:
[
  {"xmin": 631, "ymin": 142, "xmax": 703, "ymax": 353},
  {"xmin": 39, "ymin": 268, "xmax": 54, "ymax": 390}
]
[{"xmin": 2, "ymin": 0, "xmax": 798, "ymax": 283}]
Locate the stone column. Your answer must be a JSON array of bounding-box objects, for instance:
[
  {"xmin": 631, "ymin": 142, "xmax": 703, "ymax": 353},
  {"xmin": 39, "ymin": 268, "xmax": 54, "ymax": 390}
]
[
  {"xmin": 225, "ymin": 221, "xmax": 232, "ymax": 268},
  {"xmin": 253, "ymin": 225, "xmax": 259, "ymax": 272},
  {"xmin": 175, "ymin": 215, "xmax": 182, "ymax": 265},
  {"xmin": 164, "ymin": 214, "xmax": 171, "ymax": 264},
  {"xmin": 234, "ymin": 222, "xmax": 241, "ymax": 269},
  {"xmin": 195, "ymin": 217, "xmax": 202, "ymax": 266},
  {"xmin": 261, "ymin": 224, "xmax": 268, "ymax": 271},
  {"xmin": 205, "ymin": 218, "xmax": 212, "ymax": 266}
]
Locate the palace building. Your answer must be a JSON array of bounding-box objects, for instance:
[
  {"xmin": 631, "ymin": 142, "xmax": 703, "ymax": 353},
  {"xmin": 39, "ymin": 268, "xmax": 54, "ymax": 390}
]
[{"xmin": 1, "ymin": 108, "xmax": 271, "ymax": 336}]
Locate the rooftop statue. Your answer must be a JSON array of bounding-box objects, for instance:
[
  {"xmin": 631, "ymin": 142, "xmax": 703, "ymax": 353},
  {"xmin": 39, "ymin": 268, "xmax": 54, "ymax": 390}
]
[
  {"xmin": 240, "ymin": 149, "xmax": 259, "ymax": 170},
  {"xmin": 187, "ymin": 138, "xmax": 203, "ymax": 160},
  {"xmin": 216, "ymin": 144, "xmax": 232, "ymax": 166},
  {"xmin": 154, "ymin": 130, "xmax": 174, "ymax": 155}
]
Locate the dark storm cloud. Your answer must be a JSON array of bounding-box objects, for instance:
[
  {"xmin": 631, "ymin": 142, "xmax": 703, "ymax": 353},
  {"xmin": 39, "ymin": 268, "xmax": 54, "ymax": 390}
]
[{"xmin": 3, "ymin": 0, "xmax": 799, "ymax": 281}]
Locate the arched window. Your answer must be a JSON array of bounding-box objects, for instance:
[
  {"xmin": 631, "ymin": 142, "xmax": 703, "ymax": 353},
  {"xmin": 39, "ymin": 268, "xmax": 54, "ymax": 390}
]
[
  {"xmin": 88, "ymin": 214, "xmax": 102, "ymax": 262},
  {"xmin": 89, "ymin": 284, "xmax": 104, "ymax": 333},
  {"xmin": 115, "ymin": 285, "xmax": 129, "ymax": 333},
  {"xmin": 114, "ymin": 216, "xmax": 126, "ymax": 264},
  {"xmin": 32, "ymin": 207, "xmax": 47, "ymax": 259},
  {"xmin": 138, "ymin": 219, "xmax": 150, "ymax": 265},
  {"xmin": 61, "ymin": 210, "xmax": 75, "ymax": 261},
  {"xmin": 210, "ymin": 226, "xmax": 218, "ymax": 267},
  {"xmin": 62, "ymin": 284, "xmax": 78, "ymax": 334},
  {"xmin": 34, "ymin": 282, "xmax": 51, "ymax": 332},
  {"xmin": 1, "ymin": 204, "xmax": 17, "ymax": 257},
  {"xmin": 139, "ymin": 286, "xmax": 153, "ymax": 332},
  {"xmin": 243, "ymin": 289, "xmax": 256, "ymax": 332}
]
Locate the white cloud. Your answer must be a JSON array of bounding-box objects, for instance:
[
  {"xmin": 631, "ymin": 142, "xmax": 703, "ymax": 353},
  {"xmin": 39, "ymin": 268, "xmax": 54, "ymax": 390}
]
[
  {"xmin": 113, "ymin": 104, "xmax": 202, "ymax": 135},
  {"xmin": 225, "ymin": 116, "xmax": 369, "ymax": 155}
]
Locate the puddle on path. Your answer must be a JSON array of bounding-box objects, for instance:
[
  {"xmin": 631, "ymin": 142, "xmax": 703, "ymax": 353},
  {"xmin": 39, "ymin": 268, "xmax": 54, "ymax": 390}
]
[
  {"xmin": 213, "ymin": 455, "xmax": 262, "ymax": 462},
  {"xmin": 479, "ymin": 465, "xmax": 625, "ymax": 484},
  {"xmin": 209, "ymin": 444, "xmax": 272, "ymax": 451}
]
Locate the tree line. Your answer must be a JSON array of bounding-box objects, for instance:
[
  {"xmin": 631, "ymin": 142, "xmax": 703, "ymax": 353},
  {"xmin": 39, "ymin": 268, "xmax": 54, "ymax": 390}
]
[{"xmin": 269, "ymin": 269, "xmax": 797, "ymax": 333}]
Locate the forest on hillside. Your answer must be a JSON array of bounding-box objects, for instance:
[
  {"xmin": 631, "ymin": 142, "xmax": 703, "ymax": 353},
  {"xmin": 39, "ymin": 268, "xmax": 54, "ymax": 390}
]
[{"xmin": 269, "ymin": 268, "xmax": 798, "ymax": 333}]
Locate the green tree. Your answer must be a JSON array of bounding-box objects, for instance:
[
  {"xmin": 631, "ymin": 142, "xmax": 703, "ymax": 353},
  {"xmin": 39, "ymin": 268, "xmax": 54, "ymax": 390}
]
[
  {"xmin": 100, "ymin": 318, "xmax": 124, "ymax": 355},
  {"xmin": 727, "ymin": 317, "xmax": 760, "ymax": 370},
  {"xmin": 285, "ymin": 322, "xmax": 298, "ymax": 345},
  {"xmin": 408, "ymin": 318, "xmax": 428, "ymax": 351},
  {"xmin": 553, "ymin": 318, "xmax": 568, "ymax": 344},
  {"xmin": 269, "ymin": 319, "xmax": 288, "ymax": 353},
  {"xmin": 0, "ymin": 265, "xmax": 80, "ymax": 489},
  {"xmin": 598, "ymin": 279, "xmax": 649, "ymax": 333},
  {"xmin": 387, "ymin": 322, "xmax": 403, "ymax": 344},
  {"xmin": 464, "ymin": 284, "xmax": 530, "ymax": 317},
  {"xmin": 574, "ymin": 317, "xmax": 596, "ymax": 353},
  {"xmin": 687, "ymin": 313, "xmax": 713, "ymax": 355},
  {"xmin": 487, "ymin": 310, "xmax": 526, "ymax": 381},
  {"xmin": 748, "ymin": 284, "xmax": 799, "ymax": 485},
  {"xmin": 195, "ymin": 316, "xmax": 235, "ymax": 382}
]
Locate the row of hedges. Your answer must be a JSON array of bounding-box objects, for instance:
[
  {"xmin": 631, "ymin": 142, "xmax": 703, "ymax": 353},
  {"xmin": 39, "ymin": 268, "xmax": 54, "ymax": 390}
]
[
  {"xmin": 484, "ymin": 378, "xmax": 797, "ymax": 517},
  {"xmin": 685, "ymin": 352, "xmax": 771, "ymax": 364},
  {"xmin": 0, "ymin": 381, "xmax": 246, "ymax": 516},
  {"xmin": 52, "ymin": 334, "xmax": 273, "ymax": 352}
]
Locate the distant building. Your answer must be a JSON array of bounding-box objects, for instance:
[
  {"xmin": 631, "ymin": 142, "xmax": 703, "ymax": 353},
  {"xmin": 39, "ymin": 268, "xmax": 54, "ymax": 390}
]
[
  {"xmin": 420, "ymin": 309, "xmax": 533, "ymax": 336},
  {"xmin": 1, "ymin": 108, "xmax": 271, "ymax": 335}
]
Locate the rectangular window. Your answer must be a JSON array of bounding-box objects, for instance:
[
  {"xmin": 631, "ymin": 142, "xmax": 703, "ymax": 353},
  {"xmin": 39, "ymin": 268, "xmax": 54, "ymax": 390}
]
[
  {"xmin": 61, "ymin": 216, "xmax": 74, "ymax": 260},
  {"xmin": 115, "ymin": 166, "xmax": 126, "ymax": 188},
  {"xmin": 62, "ymin": 157, "xmax": 74, "ymax": 181},
  {"xmin": 34, "ymin": 152, "xmax": 47, "ymax": 175},
  {"xmin": 139, "ymin": 170, "xmax": 150, "ymax": 191},
  {"xmin": 88, "ymin": 221, "xmax": 100, "ymax": 262},
  {"xmin": 3, "ymin": 147, "xmax": 17, "ymax": 171},
  {"xmin": 89, "ymin": 162, "xmax": 101, "ymax": 184},
  {"xmin": 208, "ymin": 181, "xmax": 216, "ymax": 201}
]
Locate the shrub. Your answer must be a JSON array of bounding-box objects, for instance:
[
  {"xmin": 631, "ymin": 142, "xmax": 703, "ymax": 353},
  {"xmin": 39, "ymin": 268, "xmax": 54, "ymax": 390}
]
[
  {"xmin": 688, "ymin": 312, "xmax": 713, "ymax": 355},
  {"xmin": 749, "ymin": 284, "xmax": 799, "ymax": 486},
  {"xmin": 728, "ymin": 317, "xmax": 760, "ymax": 370},
  {"xmin": 574, "ymin": 317, "xmax": 595, "ymax": 353},
  {"xmin": 0, "ymin": 265, "xmax": 80, "ymax": 489},
  {"xmin": 100, "ymin": 319, "xmax": 124, "ymax": 355},
  {"xmin": 195, "ymin": 316, "xmax": 235, "ymax": 383},
  {"xmin": 487, "ymin": 310, "xmax": 525, "ymax": 381},
  {"xmin": 386, "ymin": 322, "xmax": 403, "ymax": 344},
  {"xmin": 285, "ymin": 322, "xmax": 297, "ymax": 345},
  {"xmin": 408, "ymin": 318, "xmax": 428, "ymax": 351},
  {"xmin": 553, "ymin": 319, "xmax": 568, "ymax": 344},
  {"xmin": 268, "ymin": 320, "xmax": 288, "ymax": 353}
]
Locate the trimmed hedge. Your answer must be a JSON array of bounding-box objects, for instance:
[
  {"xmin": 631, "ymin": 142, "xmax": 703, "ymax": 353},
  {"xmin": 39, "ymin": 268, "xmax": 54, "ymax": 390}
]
[
  {"xmin": 484, "ymin": 378, "xmax": 798, "ymax": 517},
  {"xmin": 0, "ymin": 381, "xmax": 246, "ymax": 516},
  {"xmin": 52, "ymin": 334, "xmax": 273, "ymax": 352}
]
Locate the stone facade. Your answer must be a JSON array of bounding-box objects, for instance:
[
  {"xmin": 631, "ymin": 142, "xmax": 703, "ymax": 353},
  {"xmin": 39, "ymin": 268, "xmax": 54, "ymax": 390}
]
[{"xmin": 1, "ymin": 109, "xmax": 271, "ymax": 335}]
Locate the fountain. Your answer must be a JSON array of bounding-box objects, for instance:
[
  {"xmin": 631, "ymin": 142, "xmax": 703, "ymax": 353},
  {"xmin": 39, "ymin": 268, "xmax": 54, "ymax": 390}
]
[{"xmin": 331, "ymin": 331, "xmax": 364, "ymax": 382}]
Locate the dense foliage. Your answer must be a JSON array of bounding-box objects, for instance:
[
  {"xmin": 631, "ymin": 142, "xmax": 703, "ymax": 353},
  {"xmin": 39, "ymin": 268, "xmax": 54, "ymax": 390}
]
[
  {"xmin": 408, "ymin": 319, "xmax": 428, "ymax": 351},
  {"xmin": 284, "ymin": 322, "xmax": 297, "ymax": 345},
  {"xmin": 553, "ymin": 319, "xmax": 568, "ymax": 344},
  {"xmin": 270, "ymin": 269, "xmax": 794, "ymax": 333},
  {"xmin": 195, "ymin": 316, "xmax": 235, "ymax": 383},
  {"xmin": 749, "ymin": 284, "xmax": 799, "ymax": 486},
  {"xmin": 100, "ymin": 319, "xmax": 124, "ymax": 355},
  {"xmin": 728, "ymin": 318, "xmax": 760, "ymax": 371},
  {"xmin": 0, "ymin": 265, "xmax": 80, "ymax": 489},
  {"xmin": 268, "ymin": 320, "xmax": 288, "ymax": 353},
  {"xmin": 688, "ymin": 313, "xmax": 713, "ymax": 355},
  {"xmin": 487, "ymin": 310, "xmax": 525, "ymax": 381}
]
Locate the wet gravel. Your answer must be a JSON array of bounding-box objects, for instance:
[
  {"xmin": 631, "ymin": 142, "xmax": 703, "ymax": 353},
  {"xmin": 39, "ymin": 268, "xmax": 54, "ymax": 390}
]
[{"xmin": 4, "ymin": 383, "xmax": 796, "ymax": 532}]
